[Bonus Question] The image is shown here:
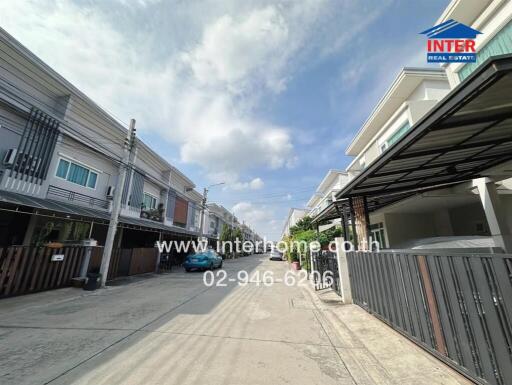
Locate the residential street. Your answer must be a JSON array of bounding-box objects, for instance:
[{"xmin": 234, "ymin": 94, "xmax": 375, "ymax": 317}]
[{"xmin": 0, "ymin": 255, "xmax": 470, "ymax": 385}]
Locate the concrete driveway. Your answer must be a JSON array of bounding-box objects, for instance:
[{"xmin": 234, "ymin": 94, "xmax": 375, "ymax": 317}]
[{"xmin": 0, "ymin": 254, "xmax": 471, "ymax": 385}]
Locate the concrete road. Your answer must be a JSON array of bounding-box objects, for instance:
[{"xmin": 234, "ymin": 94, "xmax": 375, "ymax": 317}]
[{"xmin": 0, "ymin": 254, "xmax": 470, "ymax": 385}]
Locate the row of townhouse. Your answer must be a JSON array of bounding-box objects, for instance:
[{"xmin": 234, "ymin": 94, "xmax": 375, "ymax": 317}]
[
  {"xmin": 0, "ymin": 27, "xmax": 261, "ymax": 253},
  {"xmin": 205, "ymin": 203, "xmax": 236, "ymax": 240},
  {"xmin": 292, "ymin": 0, "xmax": 512, "ymax": 254},
  {"xmin": 205, "ymin": 203, "xmax": 262, "ymax": 253}
]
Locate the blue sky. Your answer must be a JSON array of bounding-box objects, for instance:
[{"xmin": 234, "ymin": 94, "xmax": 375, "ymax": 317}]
[{"xmin": 0, "ymin": 0, "xmax": 448, "ymax": 240}]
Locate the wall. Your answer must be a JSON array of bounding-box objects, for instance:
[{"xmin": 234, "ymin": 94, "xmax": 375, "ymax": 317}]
[
  {"xmin": 42, "ymin": 135, "xmax": 117, "ymax": 203},
  {"xmin": 500, "ymin": 195, "xmax": 512, "ymax": 232},
  {"xmin": 382, "ymin": 212, "xmax": 452, "ymax": 248},
  {"xmin": 0, "ymin": 103, "xmax": 27, "ymax": 175},
  {"xmin": 449, "ymin": 202, "xmax": 490, "ymax": 236}
]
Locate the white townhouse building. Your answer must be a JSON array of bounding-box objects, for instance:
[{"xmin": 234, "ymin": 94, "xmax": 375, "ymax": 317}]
[
  {"xmin": 281, "ymin": 208, "xmax": 310, "ymax": 239},
  {"xmin": 312, "ymin": 0, "xmax": 512, "ymax": 254},
  {"xmin": 306, "ymin": 170, "xmax": 350, "ymax": 231},
  {"xmin": 205, "ymin": 203, "xmax": 236, "ymax": 239}
]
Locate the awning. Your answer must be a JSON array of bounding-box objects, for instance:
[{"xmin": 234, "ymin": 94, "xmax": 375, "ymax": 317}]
[
  {"xmin": 0, "ymin": 190, "xmax": 198, "ymax": 236},
  {"xmin": 0, "ymin": 190, "xmax": 111, "ymax": 221},
  {"xmin": 119, "ymin": 215, "xmax": 198, "ymax": 236},
  {"xmin": 337, "ymin": 54, "xmax": 512, "ymax": 208}
]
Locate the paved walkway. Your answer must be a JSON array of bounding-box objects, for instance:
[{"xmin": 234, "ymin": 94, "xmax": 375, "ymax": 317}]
[{"xmin": 0, "ymin": 255, "xmax": 471, "ymax": 384}]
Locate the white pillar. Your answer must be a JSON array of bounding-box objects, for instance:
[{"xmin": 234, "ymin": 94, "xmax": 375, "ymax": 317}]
[
  {"xmin": 474, "ymin": 178, "xmax": 512, "ymax": 253},
  {"xmin": 335, "ymin": 237, "xmax": 353, "ymax": 304},
  {"xmin": 80, "ymin": 246, "xmax": 93, "ymax": 278}
]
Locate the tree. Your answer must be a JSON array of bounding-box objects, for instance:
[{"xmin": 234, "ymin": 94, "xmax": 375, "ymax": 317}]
[
  {"xmin": 219, "ymin": 224, "xmax": 232, "ymax": 243},
  {"xmin": 233, "ymin": 227, "xmax": 243, "ymax": 241},
  {"xmin": 289, "ymin": 216, "xmax": 314, "ymax": 236},
  {"xmin": 318, "ymin": 226, "xmax": 342, "ymax": 246}
]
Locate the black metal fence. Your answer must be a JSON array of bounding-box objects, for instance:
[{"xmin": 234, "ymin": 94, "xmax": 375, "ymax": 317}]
[
  {"xmin": 311, "ymin": 251, "xmax": 340, "ymax": 295},
  {"xmin": 346, "ymin": 250, "xmax": 512, "ymax": 385}
]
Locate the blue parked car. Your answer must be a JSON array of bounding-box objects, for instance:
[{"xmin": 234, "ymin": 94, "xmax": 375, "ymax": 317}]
[{"xmin": 183, "ymin": 250, "xmax": 223, "ymax": 272}]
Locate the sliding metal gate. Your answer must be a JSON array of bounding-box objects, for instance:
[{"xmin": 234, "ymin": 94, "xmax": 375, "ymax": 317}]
[
  {"xmin": 311, "ymin": 251, "xmax": 340, "ymax": 295},
  {"xmin": 346, "ymin": 250, "xmax": 512, "ymax": 385}
]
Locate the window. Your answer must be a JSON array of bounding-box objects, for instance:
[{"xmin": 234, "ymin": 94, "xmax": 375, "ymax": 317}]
[
  {"xmin": 56, "ymin": 159, "xmax": 69, "ymax": 178},
  {"xmin": 55, "ymin": 158, "xmax": 98, "ymax": 189},
  {"xmin": 386, "ymin": 121, "xmax": 411, "ymax": 148},
  {"xmin": 143, "ymin": 193, "xmax": 157, "ymax": 210},
  {"xmin": 87, "ymin": 172, "xmax": 97, "ymax": 189},
  {"xmin": 370, "ymin": 223, "xmax": 387, "ymax": 249}
]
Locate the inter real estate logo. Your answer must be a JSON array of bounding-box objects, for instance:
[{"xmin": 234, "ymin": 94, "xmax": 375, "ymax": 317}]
[{"xmin": 420, "ymin": 19, "xmax": 482, "ymax": 63}]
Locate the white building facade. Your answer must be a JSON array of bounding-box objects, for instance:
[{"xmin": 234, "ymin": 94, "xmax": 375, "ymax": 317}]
[{"xmin": 281, "ymin": 208, "xmax": 310, "ymax": 239}]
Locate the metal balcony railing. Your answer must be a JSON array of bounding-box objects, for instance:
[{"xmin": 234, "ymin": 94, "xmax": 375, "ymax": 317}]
[{"xmin": 47, "ymin": 185, "xmax": 109, "ymax": 210}]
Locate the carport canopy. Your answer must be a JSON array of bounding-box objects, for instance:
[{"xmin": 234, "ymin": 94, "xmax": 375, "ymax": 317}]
[{"xmin": 336, "ymin": 54, "xmax": 512, "ymax": 210}]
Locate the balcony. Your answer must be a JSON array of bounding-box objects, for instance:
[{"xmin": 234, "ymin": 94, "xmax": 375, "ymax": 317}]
[
  {"xmin": 140, "ymin": 203, "xmax": 165, "ymax": 222},
  {"xmin": 47, "ymin": 185, "xmax": 109, "ymax": 210}
]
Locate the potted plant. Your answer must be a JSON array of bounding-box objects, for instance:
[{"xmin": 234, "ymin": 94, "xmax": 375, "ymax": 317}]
[{"xmin": 290, "ymin": 251, "xmax": 301, "ymax": 270}]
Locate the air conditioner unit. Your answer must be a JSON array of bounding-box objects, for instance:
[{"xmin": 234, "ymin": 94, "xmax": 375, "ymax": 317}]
[
  {"xmin": 106, "ymin": 186, "xmax": 115, "ymax": 199},
  {"xmin": 3, "ymin": 148, "xmax": 17, "ymax": 166}
]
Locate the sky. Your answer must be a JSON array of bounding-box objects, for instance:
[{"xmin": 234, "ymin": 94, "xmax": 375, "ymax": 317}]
[{"xmin": 0, "ymin": 0, "xmax": 449, "ymax": 240}]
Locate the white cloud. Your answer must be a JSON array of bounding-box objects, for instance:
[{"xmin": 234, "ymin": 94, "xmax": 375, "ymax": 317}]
[
  {"xmin": 228, "ymin": 177, "xmax": 264, "ymax": 191},
  {"xmin": 183, "ymin": 6, "xmax": 289, "ymax": 93},
  {"xmin": 249, "ymin": 177, "xmax": 264, "ymax": 190},
  {"xmin": 231, "ymin": 201, "xmax": 286, "ymax": 241}
]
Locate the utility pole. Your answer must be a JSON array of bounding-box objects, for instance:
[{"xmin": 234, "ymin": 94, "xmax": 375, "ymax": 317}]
[
  {"xmin": 198, "ymin": 182, "xmax": 225, "ymax": 241},
  {"xmin": 198, "ymin": 187, "xmax": 208, "ymax": 241},
  {"xmin": 230, "ymin": 210, "xmax": 235, "ymax": 259},
  {"xmin": 100, "ymin": 119, "xmax": 136, "ymax": 287}
]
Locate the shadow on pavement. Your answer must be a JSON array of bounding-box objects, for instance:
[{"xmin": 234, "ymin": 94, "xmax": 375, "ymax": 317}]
[{"xmin": 0, "ymin": 255, "xmax": 268, "ymax": 385}]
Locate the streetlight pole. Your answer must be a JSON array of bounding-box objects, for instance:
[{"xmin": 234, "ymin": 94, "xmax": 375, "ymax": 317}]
[{"xmin": 198, "ymin": 182, "xmax": 225, "ymax": 241}]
